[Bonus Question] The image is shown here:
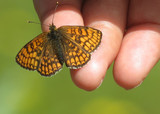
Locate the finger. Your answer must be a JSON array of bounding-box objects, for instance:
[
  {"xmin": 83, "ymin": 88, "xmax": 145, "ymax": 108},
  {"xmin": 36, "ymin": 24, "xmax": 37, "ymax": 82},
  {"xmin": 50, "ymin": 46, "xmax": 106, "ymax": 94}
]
[
  {"xmin": 113, "ymin": 0, "xmax": 160, "ymax": 89},
  {"xmin": 33, "ymin": 0, "xmax": 83, "ymax": 31},
  {"xmin": 71, "ymin": 0, "xmax": 129, "ymax": 91}
]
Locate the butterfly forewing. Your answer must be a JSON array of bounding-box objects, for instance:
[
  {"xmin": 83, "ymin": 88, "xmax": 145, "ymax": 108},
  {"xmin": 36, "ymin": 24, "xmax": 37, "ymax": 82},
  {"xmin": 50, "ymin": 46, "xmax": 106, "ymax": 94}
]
[
  {"xmin": 58, "ymin": 26, "xmax": 102, "ymax": 53},
  {"xmin": 16, "ymin": 33, "xmax": 48, "ymax": 70}
]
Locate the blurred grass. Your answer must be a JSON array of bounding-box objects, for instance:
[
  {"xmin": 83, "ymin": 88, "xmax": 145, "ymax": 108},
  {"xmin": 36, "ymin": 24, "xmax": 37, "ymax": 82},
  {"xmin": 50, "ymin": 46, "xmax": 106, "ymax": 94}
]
[{"xmin": 0, "ymin": 0, "xmax": 160, "ymax": 114}]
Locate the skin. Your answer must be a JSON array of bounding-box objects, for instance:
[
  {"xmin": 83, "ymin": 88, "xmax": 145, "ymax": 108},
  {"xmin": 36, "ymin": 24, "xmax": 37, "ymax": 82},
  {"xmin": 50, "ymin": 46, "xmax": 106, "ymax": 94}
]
[{"xmin": 33, "ymin": 0, "xmax": 160, "ymax": 91}]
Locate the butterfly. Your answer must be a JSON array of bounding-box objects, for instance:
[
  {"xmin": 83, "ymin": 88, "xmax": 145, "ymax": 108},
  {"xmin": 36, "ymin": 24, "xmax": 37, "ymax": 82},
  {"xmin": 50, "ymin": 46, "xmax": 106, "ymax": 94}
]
[{"xmin": 16, "ymin": 2, "xmax": 102, "ymax": 76}]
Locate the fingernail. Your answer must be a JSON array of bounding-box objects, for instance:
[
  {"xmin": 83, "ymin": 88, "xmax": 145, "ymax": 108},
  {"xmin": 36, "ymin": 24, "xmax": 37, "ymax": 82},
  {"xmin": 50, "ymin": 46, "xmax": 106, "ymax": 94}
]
[
  {"xmin": 97, "ymin": 79, "xmax": 103, "ymax": 88},
  {"xmin": 134, "ymin": 81, "xmax": 143, "ymax": 89}
]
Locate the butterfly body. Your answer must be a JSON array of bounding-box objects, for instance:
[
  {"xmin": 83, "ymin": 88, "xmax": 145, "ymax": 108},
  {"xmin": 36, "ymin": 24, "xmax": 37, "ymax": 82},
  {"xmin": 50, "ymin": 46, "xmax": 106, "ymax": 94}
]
[
  {"xmin": 48, "ymin": 24, "xmax": 65, "ymax": 65},
  {"xmin": 16, "ymin": 24, "xmax": 102, "ymax": 76}
]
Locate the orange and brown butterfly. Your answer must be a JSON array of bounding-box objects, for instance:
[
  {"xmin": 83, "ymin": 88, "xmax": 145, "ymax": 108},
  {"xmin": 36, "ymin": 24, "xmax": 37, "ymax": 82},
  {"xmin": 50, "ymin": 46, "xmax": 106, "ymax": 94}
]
[{"xmin": 15, "ymin": 2, "xmax": 102, "ymax": 76}]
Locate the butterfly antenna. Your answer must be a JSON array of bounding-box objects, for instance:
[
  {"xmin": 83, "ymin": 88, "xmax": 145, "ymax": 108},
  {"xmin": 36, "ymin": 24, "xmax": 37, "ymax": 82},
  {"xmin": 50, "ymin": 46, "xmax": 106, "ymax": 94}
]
[
  {"xmin": 27, "ymin": 21, "xmax": 49, "ymax": 27},
  {"xmin": 51, "ymin": 1, "xmax": 59, "ymax": 25}
]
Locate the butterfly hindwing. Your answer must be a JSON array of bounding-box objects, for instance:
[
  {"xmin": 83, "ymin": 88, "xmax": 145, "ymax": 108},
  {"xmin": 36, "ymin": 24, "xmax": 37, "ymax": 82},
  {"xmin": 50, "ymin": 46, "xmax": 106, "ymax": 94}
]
[
  {"xmin": 37, "ymin": 41, "xmax": 63, "ymax": 76},
  {"xmin": 61, "ymin": 37, "xmax": 90, "ymax": 69}
]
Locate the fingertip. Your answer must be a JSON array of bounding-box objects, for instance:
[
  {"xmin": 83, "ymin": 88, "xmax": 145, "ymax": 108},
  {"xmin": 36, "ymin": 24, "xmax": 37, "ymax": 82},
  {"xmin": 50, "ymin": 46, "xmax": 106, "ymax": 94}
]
[
  {"xmin": 113, "ymin": 66, "xmax": 145, "ymax": 90},
  {"xmin": 70, "ymin": 60, "xmax": 106, "ymax": 91},
  {"xmin": 113, "ymin": 51, "xmax": 146, "ymax": 89},
  {"xmin": 33, "ymin": 0, "xmax": 84, "ymax": 31},
  {"xmin": 113, "ymin": 24, "xmax": 160, "ymax": 89}
]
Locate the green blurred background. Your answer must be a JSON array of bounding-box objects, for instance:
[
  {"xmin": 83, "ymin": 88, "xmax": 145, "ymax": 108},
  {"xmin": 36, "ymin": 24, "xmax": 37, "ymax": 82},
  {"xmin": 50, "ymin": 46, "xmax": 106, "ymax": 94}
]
[{"xmin": 0, "ymin": 0, "xmax": 160, "ymax": 114}]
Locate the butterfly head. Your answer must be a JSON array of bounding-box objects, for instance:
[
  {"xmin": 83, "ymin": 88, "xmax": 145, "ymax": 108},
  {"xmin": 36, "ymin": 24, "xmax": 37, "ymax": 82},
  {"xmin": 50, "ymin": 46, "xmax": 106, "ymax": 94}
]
[
  {"xmin": 49, "ymin": 24, "xmax": 56, "ymax": 31},
  {"xmin": 48, "ymin": 24, "xmax": 57, "ymax": 38}
]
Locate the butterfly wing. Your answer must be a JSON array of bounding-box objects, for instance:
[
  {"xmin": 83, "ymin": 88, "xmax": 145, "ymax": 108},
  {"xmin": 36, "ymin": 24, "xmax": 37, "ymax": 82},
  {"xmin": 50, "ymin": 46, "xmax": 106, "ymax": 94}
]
[
  {"xmin": 37, "ymin": 41, "xmax": 63, "ymax": 76},
  {"xmin": 58, "ymin": 26, "xmax": 102, "ymax": 53},
  {"xmin": 16, "ymin": 32, "xmax": 63, "ymax": 76},
  {"xmin": 61, "ymin": 37, "xmax": 90, "ymax": 68},
  {"xmin": 58, "ymin": 26, "xmax": 102, "ymax": 68},
  {"xmin": 16, "ymin": 33, "xmax": 48, "ymax": 70}
]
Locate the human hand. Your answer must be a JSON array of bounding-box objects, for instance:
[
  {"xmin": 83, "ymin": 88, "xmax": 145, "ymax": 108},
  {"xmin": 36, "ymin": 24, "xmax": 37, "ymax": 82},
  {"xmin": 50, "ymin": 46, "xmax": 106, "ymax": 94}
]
[{"xmin": 33, "ymin": 0, "xmax": 160, "ymax": 91}]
